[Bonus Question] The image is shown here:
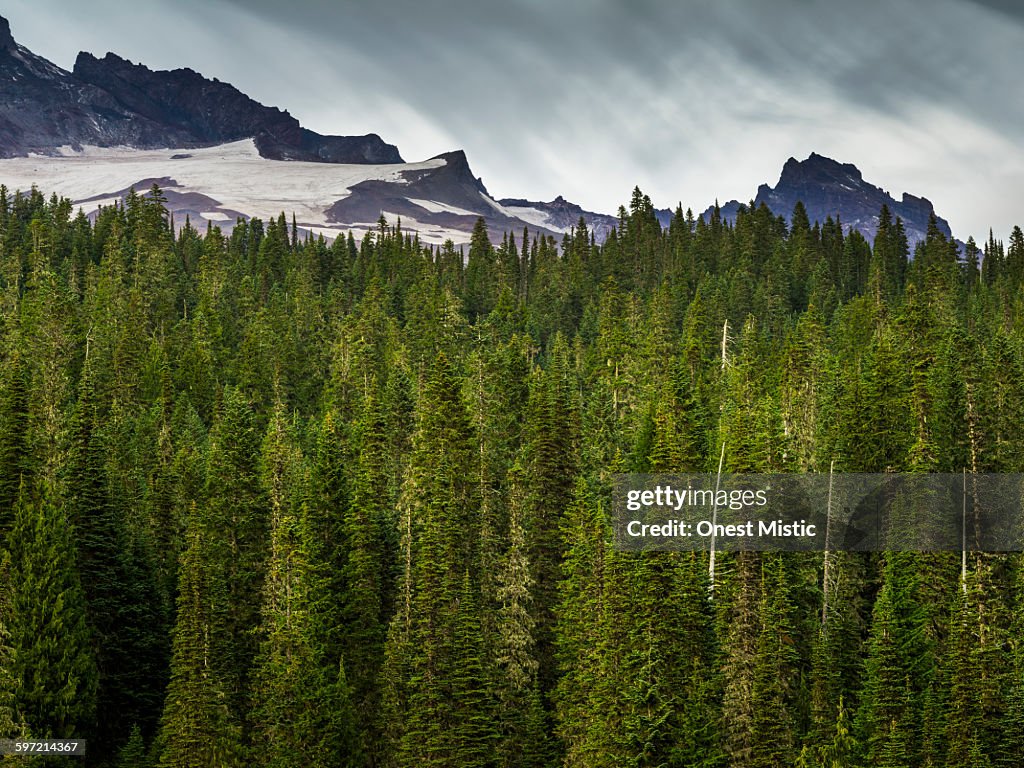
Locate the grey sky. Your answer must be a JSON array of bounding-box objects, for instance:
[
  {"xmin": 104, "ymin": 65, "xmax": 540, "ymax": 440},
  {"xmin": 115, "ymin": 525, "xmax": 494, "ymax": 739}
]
[{"xmin": 4, "ymin": 0, "xmax": 1024, "ymax": 240}]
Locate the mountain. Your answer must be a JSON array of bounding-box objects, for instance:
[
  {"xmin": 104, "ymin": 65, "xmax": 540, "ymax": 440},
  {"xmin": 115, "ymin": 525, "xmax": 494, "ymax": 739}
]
[
  {"xmin": 496, "ymin": 195, "xmax": 618, "ymax": 242},
  {"xmin": 0, "ymin": 16, "xmax": 959, "ymax": 249},
  {"xmin": 0, "ymin": 16, "xmax": 400, "ymax": 164},
  {"xmin": 70, "ymin": 52, "xmax": 402, "ymax": 164},
  {"xmin": 704, "ymin": 152, "xmax": 955, "ymax": 248},
  {"xmin": 0, "ymin": 14, "xmax": 615, "ymax": 245},
  {"xmin": 0, "ymin": 139, "xmax": 619, "ymax": 246}
]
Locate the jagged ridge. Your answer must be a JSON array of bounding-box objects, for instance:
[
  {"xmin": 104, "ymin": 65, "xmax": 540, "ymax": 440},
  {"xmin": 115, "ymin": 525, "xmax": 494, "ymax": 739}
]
[
  {"xmin": 705, "ymin": 152, "xmax": 955, "ymax": 247},
  {"xmin": 0, "ymin": 15, "xmax": 400, "ymax": 164}
]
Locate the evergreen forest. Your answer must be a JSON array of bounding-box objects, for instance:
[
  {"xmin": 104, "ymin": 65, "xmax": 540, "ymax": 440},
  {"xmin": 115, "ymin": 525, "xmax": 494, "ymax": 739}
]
[{"xmin": 1, "ymin": 183, "xmax": 1023, "ymax": 767}]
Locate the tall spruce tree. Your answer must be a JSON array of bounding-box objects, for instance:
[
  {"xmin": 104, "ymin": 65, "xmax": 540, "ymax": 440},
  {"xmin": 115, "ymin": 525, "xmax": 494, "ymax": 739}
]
[
  {"xmin": 202, "ymin": 386, "xmax": 268, "ymax": 721},
  {"xmin": 157, "ymin": 507, "xmax": 244, "ymax": 768},
  {"xmin": 250, "ymin": 401, "xmax": 358, "ymax": 768},
  {"xmin": 8, "ymin": 480, "xmax": 97, "ymax": 740}
]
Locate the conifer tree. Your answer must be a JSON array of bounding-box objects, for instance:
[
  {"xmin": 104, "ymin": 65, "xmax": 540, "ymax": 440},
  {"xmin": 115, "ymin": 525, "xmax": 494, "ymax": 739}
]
[
  {"xmin": 554, "ymin": 478, "xmax": 609, "ymax": 768},
  {"xmin": 389, "ymin": 353, "xmax": 489, "ymax": 766},
  {"xmin": 338, "ymin": 391, "xmax": 392, "ymax": 760},
  {"xmin": 465, "ymin": 217, "xmax": 496, "ymax": 322},
  {"xmin": 157, "ymin": 509, "xmax": 244, "ymax": 768},
  {"xmin": 0, "ymin": 348, "xmax": 31, "ymax": 532},
  {"xmin": 997, "ymin": 558, "xmax": 1024, "ymax": 767},
  {"xmin": 444, "ymin": 572, "xmax": 500, "ymax": 767},
  {"xmin": 7, "ymin": 481, "xmax": 97, "ymax": 739},
  {"xmin": 749, "ymin": 556, "xmax": 798, "ymax": 768},
  {"xmin": 0, "ymin": 551, "xmax": 27, "ymax": 744},
  {"xmin": 202, "ymin": 386, "xmax": 268, "ymax": 720},
  {"xmin": 250, "ymin": 402, "xmax": 358, "ymax": 768},
  {"xmin": 117, "ymin": 724, "xmax": 148, "ymax": 768},
  {"xmin": 494, "ymin": 463, "xmax": 547, "ymax": 768},
  {"xmin": 522, "ymin": 345, "xmax": 579, "ymax": 696},
  {"xmin": 67, "ymin": 358, "xmax": 169, "ymax": 759},
  {"xmin": 808, "ymin": 551, "xmax": 865, "ymax": 747},
  {"xmin": 305, "ymin": 408, "xmax": 349, "ymax": 667},
  {"xmin": 857, "ymin": 553, "xmax": 928, "ymax": 765}
]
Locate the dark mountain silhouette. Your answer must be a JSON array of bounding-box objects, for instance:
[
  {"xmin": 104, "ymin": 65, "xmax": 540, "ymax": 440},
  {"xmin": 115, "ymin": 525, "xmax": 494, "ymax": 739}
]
[
  {"xmin": 0, "ymin": 15, "xmax": 400, "ymax": 163},
  {"xmin": 703, "ymin": 152, "xmax": 955, "ymax": 247}
]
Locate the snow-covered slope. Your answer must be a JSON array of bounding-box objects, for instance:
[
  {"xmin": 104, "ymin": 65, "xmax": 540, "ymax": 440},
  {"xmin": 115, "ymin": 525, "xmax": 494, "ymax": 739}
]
[
  {"xmin": 0, "ymin": 139, "xmax": 617, "ymax": 245},
  {"xmin": 0, "ymin": 140, "xmax": 472, "ymax": 243},
  {"xmin": 0, "ymin": 14, "xmax": 617, "ymax": 246},
  {"xmin": 495, "ymin": 195, "xmax": 618, "ymax": 241}
]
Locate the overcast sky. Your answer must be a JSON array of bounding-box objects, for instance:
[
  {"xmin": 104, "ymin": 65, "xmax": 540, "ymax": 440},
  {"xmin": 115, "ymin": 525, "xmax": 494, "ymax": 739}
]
[{"xmin": 5, "ymin": 0, "xmax": 1024, "ymax": 240}]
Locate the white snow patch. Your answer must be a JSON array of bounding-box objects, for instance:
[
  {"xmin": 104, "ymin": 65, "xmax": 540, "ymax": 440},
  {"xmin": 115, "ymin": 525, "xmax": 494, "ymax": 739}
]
[
  {"xmin": 480, "ymin": 193, "xmax": 510, "ymax": 216},
  {"xmin": 376, "ymin": 211, "xmax": 472, "ymax": 244},
  {"xmin": 479, "ymin": 194, "xmax": 567, "ymax": 233},
  {"xmin": 407, "ymin": 198, "xmax": 477, "ymax": 217},
  {"xmin": 302, "ymin": 216, "xmax": 470, "ymax": 246},
  {"xmin": 501, "ymin": 205, "xmax": 560, "ymax": 231},
  {"xmin": 0, "ymin": 139, "xmax": 446, "ymax": 230}
]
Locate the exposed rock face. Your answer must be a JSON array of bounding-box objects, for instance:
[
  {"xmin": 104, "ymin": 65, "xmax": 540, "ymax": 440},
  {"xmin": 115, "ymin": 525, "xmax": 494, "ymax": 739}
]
[
  {"xmin": 0, "ymin": 16, "xmax": 16, "ymax": 53},
  {"xmin": 325, "ymin": 150, "xmax": 574, "ymax": 239},
  {"xmin": 498, "ymin": 195, "xmax": 618, "ymax": 242},
  {"xmin": 705, "ymin": 152, "xmax": 955, "ymax": 247},
  {"xmin": 71, "ymin": 52, "xmax": 401, "ymax": 163},
  {"xmin": 0, "ymin": 15, "xmax": 401, "ymax": 163},
  {"xmin": 0, "ymin": 25, "xmax": 179, "ymax": 157}
]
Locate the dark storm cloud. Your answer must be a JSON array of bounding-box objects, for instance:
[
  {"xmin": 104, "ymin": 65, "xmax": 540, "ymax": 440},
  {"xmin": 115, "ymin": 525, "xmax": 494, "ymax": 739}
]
[
  {"xmin": 3, "ymin": 0, "xmax": 1024, "ymax": 238},
  {"xmin": 216, "ymin": 0, "xmax": 1024, "ymax": 128},
  {"xmin": 963, "ymin": 0, "xmax": 1024, "ymax": 22}
]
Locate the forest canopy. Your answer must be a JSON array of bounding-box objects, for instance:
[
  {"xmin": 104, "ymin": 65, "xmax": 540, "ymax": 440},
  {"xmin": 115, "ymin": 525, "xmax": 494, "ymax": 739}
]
[{"xmin": 0, "ymin": 184, "xmax": 1023, "ymax": 767}]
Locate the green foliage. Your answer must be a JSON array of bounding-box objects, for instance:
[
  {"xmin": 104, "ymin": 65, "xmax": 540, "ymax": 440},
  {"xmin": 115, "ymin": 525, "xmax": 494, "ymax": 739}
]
[
  {"xmin": 7, "ymin": 481, "xmax": 97, "ymax": 740},
  {"xmin": 0, "ymin": 182, "xmax": 1022, "ymax": 765},
  {"xmin": 157, "ymin": 509, "xmax": 244, "ymax": 768}
]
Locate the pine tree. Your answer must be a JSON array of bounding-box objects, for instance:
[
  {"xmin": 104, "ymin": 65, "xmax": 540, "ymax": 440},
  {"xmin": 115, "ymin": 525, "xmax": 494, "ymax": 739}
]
[
  {"xmin": 7, "ymin": 480, "xmax": 98, "ymax": 739},
  {"xmin": 305, "ymin": 408, "xmax": 349, "ymax": 669},
  {"xmin": 202, "ymin": 386, "xmax": 268, "ymax": 720},
  {"xmin": 494, "ymin": 463, "xmax": 547, "ymax": 768},
  {"xmin": 250, "ymin": 402, "xmax": 358, "ymax": 768},
  {"xmin": 117, "ymin": 724, "xmax": 149, "ymax": 768},
  {"xmin": 465, "ymin": 217, "xmax": 496, "ymax": 322},
  {"xmin": 808, "ymin": 551, "xmax": 865, "ymax": 748},
  {"xmin": 338, "ymin": 391, "xmax": 391, "ymax": 759},
  {"xmin": 857, "ymin": 554, "xmax": 927, "ymax": 766},
  {"xmin": 817, "ymin": 697, "xmax": 857, "ymax": 768},
  {"xmin": 388, "ymin": 353, "xmax": 491, "ymax": 766},
  {"xmin": 554, "ymin": 478, "xmax": 609, "ymax": 768},
  {"xmin": 0, "ymin": 348, "xmax": 31, "ymax": 533},
  {"xmin": 0, "ymin": 551, "xmax": 28, "ymax": 744},
  {"xmin": 749, "ymin": 556, "xmax": 798, "ymax": 768},
  {"xmin": 720, "ymin": 548, "xmax": 763, "ymax": 766},
  {"xmin": 445, "ymin": 572, "xmax": 500, "ymax": 767},
  {"xmin": 66, "ymin": 359, "xmax": 169, "ymax": 760},
  {"xmin": 995, "ymin": 556, "xmax": 1024, "ymax": 768},
  {"xmin": 943, "ymin": 579, "xmax": 989, "ymax": 767},
  {"xmin": 522, "ymin": 345, "xmax": 579, "ymax": 697},
  {"xmin": 156, "ymin": 508, "xmax": 244, "ymax": 768}
]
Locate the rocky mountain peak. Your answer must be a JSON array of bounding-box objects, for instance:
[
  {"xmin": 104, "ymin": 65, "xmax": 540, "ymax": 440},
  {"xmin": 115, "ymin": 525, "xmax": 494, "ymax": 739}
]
[
  {"xmin": 704, "ymin": 152, "xmax": 954, "ymax": 248},
  {"xmin": 0, "ymin": 15, "xmax": 401, "ymax": 163},
  {"xmin": 0, "ymin": 16, "xmax": 15, "ymax": 54},
  {"xmin": 778, "ymin": 153, "xmax": 864, "ymax": 187}
]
